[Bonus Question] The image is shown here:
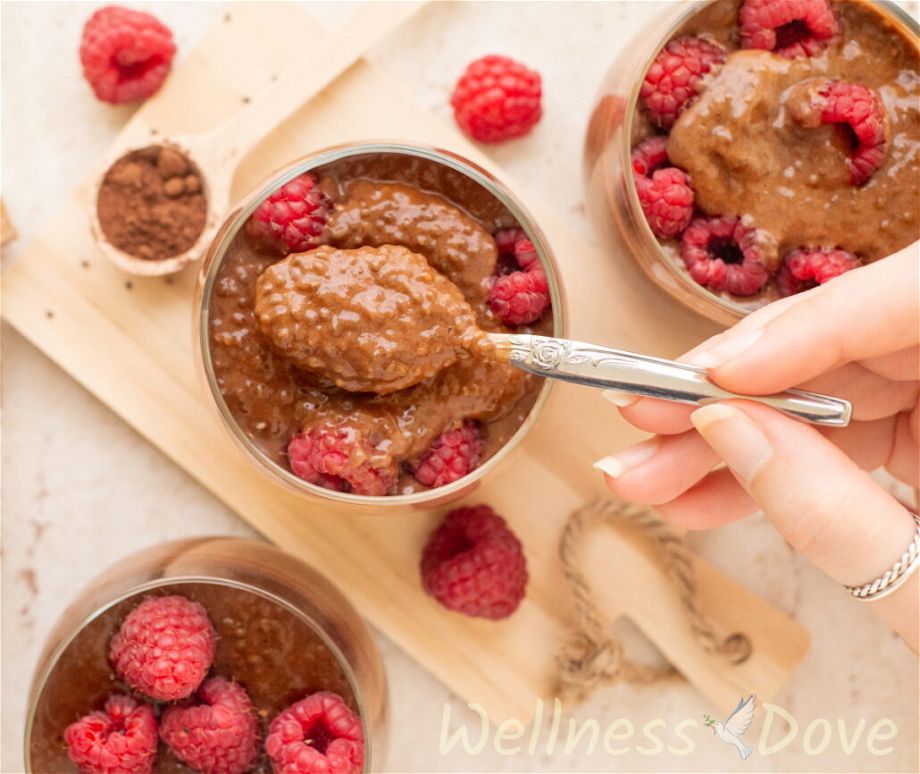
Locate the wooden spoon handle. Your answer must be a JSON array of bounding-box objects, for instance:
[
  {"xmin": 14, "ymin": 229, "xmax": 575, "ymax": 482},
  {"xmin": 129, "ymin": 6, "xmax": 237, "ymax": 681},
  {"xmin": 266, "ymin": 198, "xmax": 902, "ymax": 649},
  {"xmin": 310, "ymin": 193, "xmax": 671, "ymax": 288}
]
[{"xmin": 207, "ymin": 1, "xmax": 427, "ymax": 160}]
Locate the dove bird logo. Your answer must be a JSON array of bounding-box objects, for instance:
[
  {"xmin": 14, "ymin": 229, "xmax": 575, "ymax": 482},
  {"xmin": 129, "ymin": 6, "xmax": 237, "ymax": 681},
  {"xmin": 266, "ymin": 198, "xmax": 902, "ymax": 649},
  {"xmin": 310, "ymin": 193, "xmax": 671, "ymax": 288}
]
[{"xmin": 704, "ymin": 694, "xmax": 756, "ymax": 760}]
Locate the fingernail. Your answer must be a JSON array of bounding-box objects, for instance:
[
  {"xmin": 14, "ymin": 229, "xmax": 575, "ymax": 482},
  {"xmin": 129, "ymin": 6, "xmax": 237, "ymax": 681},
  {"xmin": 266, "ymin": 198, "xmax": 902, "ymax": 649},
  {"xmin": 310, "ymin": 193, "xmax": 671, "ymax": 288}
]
[
  {"xmin": 686, "ymin": 327, "xmax": 763, "ymax": 369},
  {"xmin": 602, "ymin": 389, "xmax": 639, "ymax": 408},
  {"xmin": 690, "ymin": 404, "xmax": 773, "ymax": 486},
  {"xmin": 592, "ymin": 438, "xmax": 660, "ymax": 479}
]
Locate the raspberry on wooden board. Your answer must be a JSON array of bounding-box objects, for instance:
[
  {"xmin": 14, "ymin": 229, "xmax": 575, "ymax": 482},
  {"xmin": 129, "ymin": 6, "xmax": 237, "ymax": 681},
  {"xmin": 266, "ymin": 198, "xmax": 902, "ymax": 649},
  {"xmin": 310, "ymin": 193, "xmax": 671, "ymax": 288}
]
[{"xmin": 420, "ymin": 505, "xmax": 528, "ymax": 620}]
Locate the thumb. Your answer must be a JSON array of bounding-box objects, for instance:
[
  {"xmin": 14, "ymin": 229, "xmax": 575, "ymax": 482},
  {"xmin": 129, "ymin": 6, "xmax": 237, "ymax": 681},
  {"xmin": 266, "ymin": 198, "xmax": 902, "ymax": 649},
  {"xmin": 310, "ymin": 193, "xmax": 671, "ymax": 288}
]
[{"xmin": 690, "ymin": 401, "xmax": 918, "ymax": 648}]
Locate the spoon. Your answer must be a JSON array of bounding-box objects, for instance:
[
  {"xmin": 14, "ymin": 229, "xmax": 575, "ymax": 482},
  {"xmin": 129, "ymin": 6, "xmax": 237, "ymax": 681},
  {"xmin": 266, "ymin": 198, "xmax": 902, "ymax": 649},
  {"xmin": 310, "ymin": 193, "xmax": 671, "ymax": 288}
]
[
  {"xmin": 89, "ymin": 1, "xmax": 427, "ymax": 277},
  {"xmin": 254, "ymin": 247, "xmax": 851, "ymax": 427},
  {"xmin": 487, "ymin": 332, "xmax": 852, "ymax": 427}
]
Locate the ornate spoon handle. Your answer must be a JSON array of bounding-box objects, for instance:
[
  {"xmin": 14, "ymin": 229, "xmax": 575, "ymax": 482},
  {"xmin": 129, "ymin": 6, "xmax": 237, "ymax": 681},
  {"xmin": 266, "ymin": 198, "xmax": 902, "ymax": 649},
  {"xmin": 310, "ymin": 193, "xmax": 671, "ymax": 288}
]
[{"xmin": 488, "ymin": 333, "xmax": 851, "ymax": 428}]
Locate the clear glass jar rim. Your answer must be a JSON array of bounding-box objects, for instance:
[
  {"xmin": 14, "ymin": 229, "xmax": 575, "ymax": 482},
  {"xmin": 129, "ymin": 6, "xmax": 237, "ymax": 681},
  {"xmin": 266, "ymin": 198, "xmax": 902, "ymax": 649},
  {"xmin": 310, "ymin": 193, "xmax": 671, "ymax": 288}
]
[{"xmin": 198, "ymin": 141, "xmax": 563, "ymax": 507}]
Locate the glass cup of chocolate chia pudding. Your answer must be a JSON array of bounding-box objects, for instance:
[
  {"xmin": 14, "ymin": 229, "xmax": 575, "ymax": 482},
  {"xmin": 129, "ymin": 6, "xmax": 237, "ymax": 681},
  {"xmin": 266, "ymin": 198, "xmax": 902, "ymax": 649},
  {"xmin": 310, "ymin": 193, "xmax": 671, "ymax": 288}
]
[
  {"xmin": 196, "ymin": 143, "xmax": 562, "ymax": 509},
  {"xmin": 24, "ymin": 538, "xmax": 386, "ymax": 773},
  {"xmin": 584, "ymin": 0, "xmax": 919, "ymax": 327}
]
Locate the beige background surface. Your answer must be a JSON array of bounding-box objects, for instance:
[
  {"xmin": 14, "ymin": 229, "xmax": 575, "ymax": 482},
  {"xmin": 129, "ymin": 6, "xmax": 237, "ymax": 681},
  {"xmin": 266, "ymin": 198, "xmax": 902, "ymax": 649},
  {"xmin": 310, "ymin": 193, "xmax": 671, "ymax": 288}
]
[{"xmin": 2, "ymin": 2, "xmax": 918, "ymax": 772}]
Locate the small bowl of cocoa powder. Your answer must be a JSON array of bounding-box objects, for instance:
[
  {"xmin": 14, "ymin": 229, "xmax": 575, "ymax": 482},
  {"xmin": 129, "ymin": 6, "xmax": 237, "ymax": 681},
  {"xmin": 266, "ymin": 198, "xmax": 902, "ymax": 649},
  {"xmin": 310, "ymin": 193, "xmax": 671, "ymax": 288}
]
[{"xmin": 92, "ymin": 144, "xmax": 210, "ymax": 275}]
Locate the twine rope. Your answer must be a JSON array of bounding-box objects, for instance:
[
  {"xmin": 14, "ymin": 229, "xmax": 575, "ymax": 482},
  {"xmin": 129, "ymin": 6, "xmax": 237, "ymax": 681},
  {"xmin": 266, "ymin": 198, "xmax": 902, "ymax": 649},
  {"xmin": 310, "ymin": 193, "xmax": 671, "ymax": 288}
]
[{"xmin": 556, "ymin": 498, "xmax": 751, "ymax": 701}]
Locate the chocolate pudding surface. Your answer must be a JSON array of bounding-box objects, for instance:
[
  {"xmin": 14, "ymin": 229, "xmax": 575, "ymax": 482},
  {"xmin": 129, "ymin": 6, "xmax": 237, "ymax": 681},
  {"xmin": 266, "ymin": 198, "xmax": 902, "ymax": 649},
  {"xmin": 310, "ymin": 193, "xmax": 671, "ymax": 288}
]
[
  {"xmin": 668, "ymin": 0, "xmax": 919, "ymax": 266},
  {"xmin": 208, "ymin": 154, "xmax": 548, "ymax": 496},
  {"xmin": 29, "ymin": 582, "xmax": 356, "ymax": 774}
]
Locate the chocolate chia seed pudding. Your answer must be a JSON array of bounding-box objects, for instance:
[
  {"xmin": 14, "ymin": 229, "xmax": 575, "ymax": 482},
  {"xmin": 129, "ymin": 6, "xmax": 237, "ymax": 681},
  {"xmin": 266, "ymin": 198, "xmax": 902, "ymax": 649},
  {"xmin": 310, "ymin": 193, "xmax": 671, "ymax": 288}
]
[
  {"xmin": 26, "ymin": 539, "xmax": 385, "ymax": 774},
  {"xmin": 204, "ymin": 150, "xmax": 555, "ymax": 498},
  {"xmin": 585, "ymin": 0, "xmax": 918, "ymax": 322},
  {"xmin": 29, "ymin": 583, "xmax": 355, "ymax": 773}
]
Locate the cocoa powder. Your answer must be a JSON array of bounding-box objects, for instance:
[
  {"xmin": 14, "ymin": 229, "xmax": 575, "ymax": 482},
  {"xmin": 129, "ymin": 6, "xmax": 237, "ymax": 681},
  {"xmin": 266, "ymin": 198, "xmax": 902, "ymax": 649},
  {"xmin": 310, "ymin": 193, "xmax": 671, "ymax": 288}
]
[{"xmin": 96, "ymin": 145, "xmax": 207, "ymax": 261}]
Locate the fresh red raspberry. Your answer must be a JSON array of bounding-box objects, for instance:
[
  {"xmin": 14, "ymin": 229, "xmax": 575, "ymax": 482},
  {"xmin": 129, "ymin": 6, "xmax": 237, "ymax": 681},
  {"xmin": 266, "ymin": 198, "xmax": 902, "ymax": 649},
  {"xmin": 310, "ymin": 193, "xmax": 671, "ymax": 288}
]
[
  {"xmin": 160, "ymin": 677, "xmax": 260, "ymax": 774},
  {"xmin": 414, "ymin": 421, "xmax": 484, "ymax": 488},
  {"xmin": 488, "ymin": 230, "xmax": 550, "ymax": 325},
  {"xmin": 680, "ymin": 216, "xmax": 773, "ymax": 296},
  {"xmin": 245, "ymin": 173, "xmax": 331, "ymax": 255},
  {"xmin": 740, "ymin": 0, "xmax": 838, "ymax": 58},
  {"xmin": 630, "ymin": 136, "xmax": 670, "ymax": 177},
  {"xmin": 288, "ymin": 427, "xmax": 397, "ymax": 496},
  {"xmin": 266, "ymin": 692, "xmax": 365, "ymax": 774},
  {"xmin": 511, "ymin": 237, "xmax": 540, "ymax": 271},
  {"xmin": 451, "ymin": 55, "xmax": 542, "ymax": 143},
  {"xmin": 420, "ymin": 505, "xmax": 528, "ymax": 620},
  {"xmin": 493, "ymin": 228, "xmax": 540, "ymax": 273},
  {"xmin": 639, "ymin": 37, "xmax": 725, "ymax": 129},
  {"xmin": 493, "ymin": 227, "xmax": 528, "ymax": 258},
  {"xmin": 789, "ymin": 79, "xmax": 888, "ymax": 185},
  {"xmin": 109, "ymin": 595, "xmax": 217, "ymax": 702},
  {"xmin": 775, "ymin": 247, "xmax": 861, "ymax": 296},
  {"xmin": 64, "ymin": 694, "xmax": 158, "ymax": 774},
  {"xmin": 635, "ymin": 168, "xmax": 694, "ymax": 239},
  {"xmin": 489, "ymin": 267, "xmax": 550, "ymax": 325},
  {"xmin": 79, "ymin": 6, "xmax": 176, "ymax": 104}
]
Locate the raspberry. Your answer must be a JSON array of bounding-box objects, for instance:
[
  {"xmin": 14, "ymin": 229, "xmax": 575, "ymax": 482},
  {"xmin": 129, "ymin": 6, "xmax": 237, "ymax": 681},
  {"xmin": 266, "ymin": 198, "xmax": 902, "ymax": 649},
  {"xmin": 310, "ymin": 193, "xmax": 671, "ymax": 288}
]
[
  {"xmin": 109, "ymin": 595, "xmax": 217, "ymax": 702},
  {"xmin": 245, "ymin": 173, "xmax": 331, "ymax": 255},
  {"xmin": 488, "ymin": 230, "xmax": 550, "ymax": 325},
  {"xmin": 635, "ymin": 168, "xmax": 694, "ymax": 239},
  {"xmin": 79, "ymin": 6, "xmax": 176, "ymax": 104},
  {"xmin": 493, "ymin": 227, "xmax": 528, "ymax": 258},
  {"xmin": 493, "ymin": 228, "xmax": 540, "ymax": 274},
  {"xmin": 414, "ymin": 421, "xmax": 484, "ymax": 488},
  {"xmin": 630, "ymin": 136, "xmax": 670, "ymax": 177},
  {"xmin": 160, "ymin": 677, "xmax": 260, "ymax": 774},
  {"xmin": 420, "ymin": 505, "xmax": 528, "ymax": 620},
  {"xmin": 266, "ymin": 692, "xmax": 365, "ymax": 774},
  {"xmin": 789, "ymin": 79, "xmax": 888, "ymax": 185},
  {"xmin": 489, "ymin": 268, "xmax": 550, "ymax": 325},
  {"xmin": 64, "ymin": 694, "xmax": 158, "ymax": 774},
  {"xmin": 680, "ymin": 216, "xmax": 772, "ymax": 296},
  {"xmin": 640, "ymin": 37, "xmax": 725, "ymax": 129},
  {"xmin": 775, "ymin": 247, "xmax": 861, "ymax": 296},
  {"xmin": 740, "ymin": 0, "xmax": 838, "ymax": 58},
  {"xmin": 287, "ymin": 427, "xmax": 398, "ymax": 496},
  {"xmin": 451, "ymin": 55, "xmax": 542, "ymax": 143}
]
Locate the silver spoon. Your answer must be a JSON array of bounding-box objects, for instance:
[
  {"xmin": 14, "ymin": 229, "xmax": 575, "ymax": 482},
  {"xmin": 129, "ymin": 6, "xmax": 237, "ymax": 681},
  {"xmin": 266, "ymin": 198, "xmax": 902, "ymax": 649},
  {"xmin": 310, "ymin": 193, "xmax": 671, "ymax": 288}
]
[{"xmin": 488, "ymin": 332, "xmax": 851, "ymax": 427}]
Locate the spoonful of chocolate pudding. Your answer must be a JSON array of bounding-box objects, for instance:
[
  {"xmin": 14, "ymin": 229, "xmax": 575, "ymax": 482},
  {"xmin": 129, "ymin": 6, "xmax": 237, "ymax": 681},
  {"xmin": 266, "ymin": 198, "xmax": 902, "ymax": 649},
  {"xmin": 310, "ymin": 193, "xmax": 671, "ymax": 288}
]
[
  {"xmin": 255, "ymin": 244, "xmax": 484, "ymax": 394},
  {"xmin": 255, "ymin": 244, "xmax": 852, "ymax": 427}
]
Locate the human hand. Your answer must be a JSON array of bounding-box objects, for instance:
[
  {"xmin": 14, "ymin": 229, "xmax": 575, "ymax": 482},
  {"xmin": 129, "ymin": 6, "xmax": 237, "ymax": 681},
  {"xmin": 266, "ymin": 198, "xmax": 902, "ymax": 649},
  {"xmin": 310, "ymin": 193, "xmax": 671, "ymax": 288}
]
[{"xmin": 595, "ymin": 244, "xmax": 919, "ymax": 650}]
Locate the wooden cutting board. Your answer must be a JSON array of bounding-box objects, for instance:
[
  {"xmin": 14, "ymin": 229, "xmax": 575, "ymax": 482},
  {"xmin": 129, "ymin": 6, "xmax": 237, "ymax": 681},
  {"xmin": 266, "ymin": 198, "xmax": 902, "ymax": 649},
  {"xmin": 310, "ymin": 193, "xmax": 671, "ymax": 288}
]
[{"xmin": 1, "ymin": 3, "xmax": 809, "ymax": 721}]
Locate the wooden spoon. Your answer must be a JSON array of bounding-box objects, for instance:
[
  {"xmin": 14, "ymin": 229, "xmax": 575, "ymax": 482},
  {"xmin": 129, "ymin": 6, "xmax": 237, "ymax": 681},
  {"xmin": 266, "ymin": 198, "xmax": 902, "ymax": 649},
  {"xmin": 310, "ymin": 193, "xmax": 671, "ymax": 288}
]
[{"xmin": 89, "ymin": 1, "xmax": 427, "ymax": 277}]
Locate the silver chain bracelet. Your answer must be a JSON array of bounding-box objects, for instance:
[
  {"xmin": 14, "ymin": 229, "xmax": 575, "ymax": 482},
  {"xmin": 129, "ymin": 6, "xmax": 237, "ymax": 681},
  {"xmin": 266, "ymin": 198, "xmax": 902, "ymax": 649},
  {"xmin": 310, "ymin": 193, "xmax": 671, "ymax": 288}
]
[{"xmin": 844, "ymin": 512, "xmax": 920, "ymax": 602}]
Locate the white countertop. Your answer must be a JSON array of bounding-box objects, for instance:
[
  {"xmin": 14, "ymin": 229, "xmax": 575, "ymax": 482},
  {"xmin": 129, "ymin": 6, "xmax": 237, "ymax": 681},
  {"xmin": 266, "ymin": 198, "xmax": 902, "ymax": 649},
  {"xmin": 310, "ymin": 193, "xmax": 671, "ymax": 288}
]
[{"xmin": 2, "ymin": 2, "xmax": 917, "ymax": 772}]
